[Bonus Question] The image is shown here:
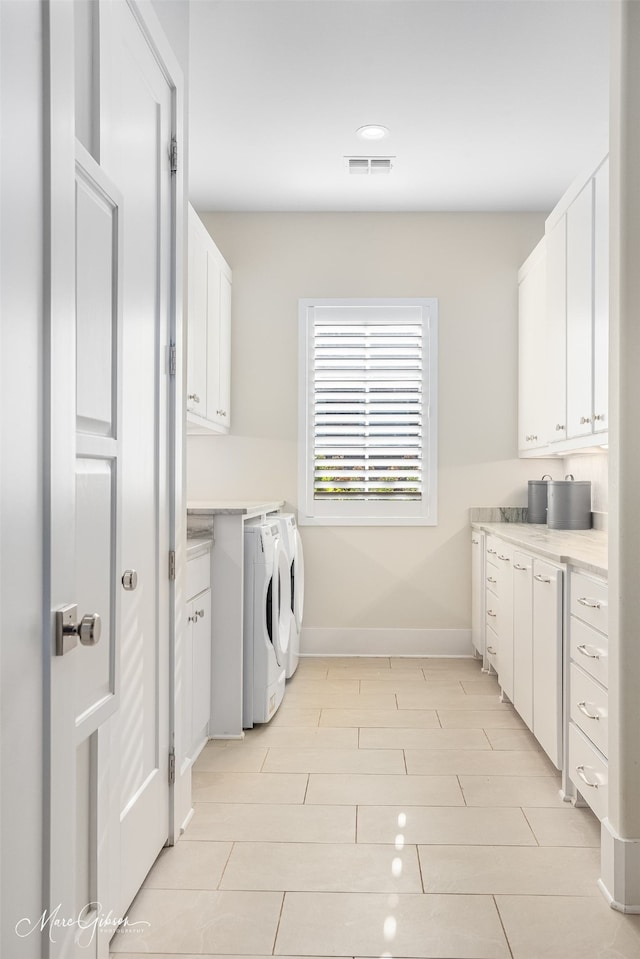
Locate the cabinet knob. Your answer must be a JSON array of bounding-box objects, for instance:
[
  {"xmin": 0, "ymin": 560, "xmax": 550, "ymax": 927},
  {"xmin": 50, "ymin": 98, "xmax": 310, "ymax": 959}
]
[
  {"xmin": 188, "ymin": 393, "xmax": 201, "ymax": 404},
  {"xmin": 196, "ymin": 608, "xmax": 205, "ymax": 619},
  {"xmin": 580, "ymin": 415, "xmax": 591, "ymax": 425},
  {"xmin": 555, "ymin": 424, "xmax": 565, "ymax": 431},
  {"xmin": 592, "ymin": 413, "xmax": 606, "ymax": 422},
  {"xmin": 216, "ymin": 409, "xmax": 227, "ymax": 418}
]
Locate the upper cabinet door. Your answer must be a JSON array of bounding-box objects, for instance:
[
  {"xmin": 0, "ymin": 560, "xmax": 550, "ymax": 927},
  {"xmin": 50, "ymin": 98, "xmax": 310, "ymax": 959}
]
[
  {"xmin": 592, "ymin": 158, "xmax": 609, "ymax": 433},
  {"xmin": 518, "ymin": 239, "xmax": 548, "ymax": 452},
  {"xmin": 187, "ymin": 204, "xmax": 232, "ymax": 435},
  {"xmin": 566, "ymin": 180, "xmax": 595, "ymax": 439},
  {"xmin": 187, "ymin": 208, "xmax": 209, "ymax": 417},
  {"xmin": 545, "ymin": 215, "xmax": 567, "ymax": 442}
]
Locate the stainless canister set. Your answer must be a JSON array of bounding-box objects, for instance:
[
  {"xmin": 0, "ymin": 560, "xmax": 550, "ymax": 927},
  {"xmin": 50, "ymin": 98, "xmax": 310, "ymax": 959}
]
[{"xmin": 527, "ymin": 474, "xmax": 592, "ymax": 529}]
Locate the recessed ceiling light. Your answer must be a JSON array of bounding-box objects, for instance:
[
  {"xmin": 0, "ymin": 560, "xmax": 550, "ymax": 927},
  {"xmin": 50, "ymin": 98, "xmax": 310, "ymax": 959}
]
[{"xmin": 356, "ymin": 124, "xmax": 389, "ymax": 141}]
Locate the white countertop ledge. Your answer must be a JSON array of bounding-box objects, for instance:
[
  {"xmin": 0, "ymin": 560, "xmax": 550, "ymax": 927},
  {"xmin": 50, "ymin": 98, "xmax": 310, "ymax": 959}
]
[
  {"xmin": 187, "ymin": 500, "xmax": 284, "ymax": 517},
  {"xmin": 472, "ymin": 521, "xmax": 608, "ymax": 578}
]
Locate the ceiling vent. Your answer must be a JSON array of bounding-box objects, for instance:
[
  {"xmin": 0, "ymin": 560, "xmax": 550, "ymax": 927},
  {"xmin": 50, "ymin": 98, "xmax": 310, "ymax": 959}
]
[{"xmin": 346, "ymin": 156, "xmax": 394, "ymax": 175}]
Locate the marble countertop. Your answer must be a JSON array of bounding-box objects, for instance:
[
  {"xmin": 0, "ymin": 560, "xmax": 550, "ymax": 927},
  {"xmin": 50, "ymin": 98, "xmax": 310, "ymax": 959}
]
[
  {"xmin": 472, "ymin": 521, "xmax": 608, "ymax": 577},
  {"xmin": 187, "ymin": 500, "xmax": 284, "ymax": 517},
  {"xmin": 186, "ymin": 533, "xmax": 213, "ymax": 560}
]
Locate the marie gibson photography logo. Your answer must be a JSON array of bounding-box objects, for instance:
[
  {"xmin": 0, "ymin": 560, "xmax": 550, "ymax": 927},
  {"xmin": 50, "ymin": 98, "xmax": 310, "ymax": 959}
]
[{"xmin": 15, "ymin": 902, "xmax": 151, "ymax": 947}]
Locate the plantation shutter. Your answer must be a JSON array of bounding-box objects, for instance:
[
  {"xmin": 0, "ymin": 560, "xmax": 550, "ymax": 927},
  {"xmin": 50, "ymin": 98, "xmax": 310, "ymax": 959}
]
[{"xmin": 313, "ymin": 317, "xmax": 424, "ymax": 501}]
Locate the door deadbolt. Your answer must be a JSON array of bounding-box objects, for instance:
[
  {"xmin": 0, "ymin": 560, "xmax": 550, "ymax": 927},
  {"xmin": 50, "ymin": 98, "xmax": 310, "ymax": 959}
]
[
  {"xmin": 55, "ymin": 604, "xmax": 102, "ymax": 655},
  {"xmin": 122, "ymin": 569, "xmax": 138, "ymax": 591}
]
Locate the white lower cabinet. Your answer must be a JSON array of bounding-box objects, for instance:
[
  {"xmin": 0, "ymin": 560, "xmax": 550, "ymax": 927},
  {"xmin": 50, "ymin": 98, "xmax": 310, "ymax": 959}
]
[
  {"xmin": 532, "ymin": 559, "xmax": 564, "ymax": 769},
  {"xmin": 185, "ymin": 547, "xmax": 212, "ymax": 759},
  {"xmin": 568, "ymin": 570, "xmax": 609, "ymax": 820},
  {"xmin": 471, "ymin": 530, "xmax": 485, "ymax": 658},
  {"xmin": 512, "ymin": 550, "xmax": 533, "ymax": 730}
]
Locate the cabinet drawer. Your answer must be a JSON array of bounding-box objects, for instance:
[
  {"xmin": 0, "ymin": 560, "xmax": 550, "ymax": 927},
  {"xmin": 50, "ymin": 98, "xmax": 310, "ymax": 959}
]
[
  {"xmin": 187, "ymin": 551, "xmax": 211, "ymax": 600},
  {"xmin": 568, "ymin": 723, "xmax": 608, "ymax": 821},
  {"xmin": 486, "ymin": 591, "xmax": 501, "ymax": 634},
  {"xmin": 485, "ymin": 624, "xmax": 499, "ymax": 672},
  {"xmin": 570, "ymin": 616, "xmax": 608, "ymax": 687},
  {"xmin": 486, "ymin": 536, "xmax": 501, "ymax": 561},
  {"xmin": 570, "ymin": 663, "xmax": 608, "ymax": 757},
  {"xmin": 570, "ymin": 571, "xmax": 608, "ymax": 634},
  {"xmin": 486, "ymin": 560, "xmax": 499, "ymax": 593}
]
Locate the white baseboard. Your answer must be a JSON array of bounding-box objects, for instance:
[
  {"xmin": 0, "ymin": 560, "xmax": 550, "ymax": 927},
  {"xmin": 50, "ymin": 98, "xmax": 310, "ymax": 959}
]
[{"xmin": 300, "ymin": 627, "xmax": 473, "ymax": 658}]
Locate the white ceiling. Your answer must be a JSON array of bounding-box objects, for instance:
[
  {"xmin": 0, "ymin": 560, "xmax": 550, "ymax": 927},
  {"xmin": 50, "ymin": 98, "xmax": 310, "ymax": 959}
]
[{"xmin": 186, "ymin": 0, "xmax": 609, "ymax": 213}]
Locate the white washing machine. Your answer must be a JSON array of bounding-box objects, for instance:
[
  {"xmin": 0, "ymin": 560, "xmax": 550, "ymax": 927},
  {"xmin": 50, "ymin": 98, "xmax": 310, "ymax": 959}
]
[
  {"xmin": 273, "ymin": 513, "xmax": 305, "ymax": 678},
  {"xmin": 243, "ymin": 521, "xmax": 290, "ymax": 727}
]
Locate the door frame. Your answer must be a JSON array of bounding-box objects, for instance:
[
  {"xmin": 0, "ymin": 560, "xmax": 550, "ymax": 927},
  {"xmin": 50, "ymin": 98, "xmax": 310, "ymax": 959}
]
[{"xmin": 42, "ymin": 2, "xmax": 185, "ymax": 952}]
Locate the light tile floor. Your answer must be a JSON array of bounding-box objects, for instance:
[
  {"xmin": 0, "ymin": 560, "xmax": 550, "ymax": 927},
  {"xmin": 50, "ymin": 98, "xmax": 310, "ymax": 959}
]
[{"xmin": 111, "ymin": 656, "xmax": 640, "ymax": 959}]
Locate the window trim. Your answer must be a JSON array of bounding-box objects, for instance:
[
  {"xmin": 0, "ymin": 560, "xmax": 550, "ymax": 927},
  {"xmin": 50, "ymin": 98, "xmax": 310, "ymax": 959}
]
[{"xmin": 297, "ymin": 297, "xmax": 438, "ymax": 527}]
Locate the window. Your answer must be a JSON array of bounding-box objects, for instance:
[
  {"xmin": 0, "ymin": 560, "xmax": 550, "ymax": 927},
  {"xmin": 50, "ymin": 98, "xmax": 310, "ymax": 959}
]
[{"xmin": 298, "ymin": 298, "xmax": 438, "ymax": 526}]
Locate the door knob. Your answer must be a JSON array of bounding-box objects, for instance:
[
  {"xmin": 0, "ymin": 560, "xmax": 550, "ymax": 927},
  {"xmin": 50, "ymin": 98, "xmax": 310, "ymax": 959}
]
[
  {"xmin": 55, "ymin": 604, "xmax": 102, "ymax": 655},
  {"xmin": 122, "ymin": 569, "xmax": 138, "ymax": 591}
]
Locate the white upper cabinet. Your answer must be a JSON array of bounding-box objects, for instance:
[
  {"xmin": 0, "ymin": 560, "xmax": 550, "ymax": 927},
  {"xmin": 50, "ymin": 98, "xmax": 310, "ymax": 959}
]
[
  {"xmin": 566, "ymin": 180, "xmax": 594, "ymax": 439},
  {"xmin": 518, "ymin": 153, "xmax": 608, "ymax": 457},
  {"xmin": 187, "ymin": 204, "xmax": 232, "ymax": 434},
  {"xmin": 545, "ymin": 215, "xmax": 567, "ymax": 442},
  {"xmin": 518, "ymin": 239, "xmax": 548, "ymax": 452},
  {"xmin": 592, "ymin": 158, "xmax": 609, "ymax": 433}
]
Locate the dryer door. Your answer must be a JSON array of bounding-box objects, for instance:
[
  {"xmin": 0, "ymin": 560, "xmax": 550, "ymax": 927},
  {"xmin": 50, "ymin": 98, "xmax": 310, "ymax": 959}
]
[{"xmin": 273, "ymin": 535, "xmax": 291, "ymax": 668}]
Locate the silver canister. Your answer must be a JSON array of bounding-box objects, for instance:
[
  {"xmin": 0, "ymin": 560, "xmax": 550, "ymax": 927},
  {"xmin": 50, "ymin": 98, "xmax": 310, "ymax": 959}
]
[
  {"xmin": 527, "ymin": 475, "xmax": 552, "ymax": 524},
  {"xmin": 546, "ymin": 474, "xmax": 592, "ymax": 530}
]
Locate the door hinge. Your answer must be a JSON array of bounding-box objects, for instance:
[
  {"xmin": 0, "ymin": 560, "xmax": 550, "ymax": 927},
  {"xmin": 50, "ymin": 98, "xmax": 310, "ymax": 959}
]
[
  {"xmin": 169, "ymin": 344, "xmax": 177, "ymax": 376},
  {"xmin": 170, "ymin": 136, "xmax": 178, "ymax": 174},
  {"xmin": 169, "ymin": 550, "xmax": 176, "ymax": 581},
  {"xmin": 168, "ymin": 747, "xmax": 176, "ymax": 785}
]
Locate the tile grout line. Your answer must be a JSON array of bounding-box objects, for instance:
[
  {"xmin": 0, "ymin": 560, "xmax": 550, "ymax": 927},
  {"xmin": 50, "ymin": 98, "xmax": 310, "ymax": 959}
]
[
  {"xmin": 270, "ymin": 890, "xmax": 286, "ymax": 957},
  {"xmin": 216, "ymin": 840, "xmax": 236, "ymax": 890},
  {"xmin": 493, "ymin": 893, "xmax": 516, "ymax": 959},
  {"xmin": 521, "ymin": 806, "xmax": 541, "ymax": 847},
  {"xmin": 302, "ymin": 773, "xmax": 310, "ymax": 804},
  {"xmin": 415, "ymin": 841, "xmax": 426, "ymax": 893}
]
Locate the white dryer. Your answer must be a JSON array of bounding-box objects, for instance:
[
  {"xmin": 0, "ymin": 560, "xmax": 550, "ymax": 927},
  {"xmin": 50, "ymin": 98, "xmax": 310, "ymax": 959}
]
[
  {"xmin": 273, "ymin": 513, "xmax": 305, "ymax": 678},
  {"xmin": 243, "ymin": 521, "xmax": 290, "ymax": 727}
]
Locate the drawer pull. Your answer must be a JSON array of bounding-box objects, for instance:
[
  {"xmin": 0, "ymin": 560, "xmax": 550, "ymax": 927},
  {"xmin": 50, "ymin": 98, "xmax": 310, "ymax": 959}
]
[
  {"xmin": 577, "ymin": 597, "xmax": 602, "ymax": 610},
  {"xmin": 534, "ymin": 574, "xmax": 551, "ymax": 584},
  {"xmin": 487, "ymin": 548, "xmax": 497, "ymax": 555},
  {"xmin": 487, "ymin": 610, "xmax": 497, "ymax": 618},
  {"xmin": 577, "ymin": 701, "xmax": 600, "ymax": 721},
  {"xmin": 486, "ymin": 645, "xmax": 497, "ymax": 655},
  {"xmin": 577, "ymin": 644, "xmax": 600, "ymax": 660},
  {"xmin": 514, "ymin": 564, "xmax": 527, "ymax": 571},
  {"xmin": 487, "ymin": 576, "xmax": 497, "ymax": 584},
  {"xmin": 498, "ymin": 555, "xmax": 510, "ymax": 562},
  {"xmin": 576, "ymin": 765, "xmax": 601, "ymax": 789}
]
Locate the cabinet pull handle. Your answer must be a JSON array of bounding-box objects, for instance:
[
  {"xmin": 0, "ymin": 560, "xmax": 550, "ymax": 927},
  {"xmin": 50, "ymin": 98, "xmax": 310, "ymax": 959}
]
[
  {"xmin": 534, "ymin": 574, "xmax": 551, "ymax": 583},
  {"xmin": 576, "ymin": 765, "xmax": 600, "ymax": 789},
  {"xmin": 188, "ymin": 393, "xmax": 201, "ymax": 404},
  {"xmin": 576, "ymin": 644, "xmax": 600, "ymax": 660},
  {"xmin": 577, "ymin": 701, "xmax": 600, "ymax": 721},
  {"xmin": 577, "ymin": 597, "xmax": 602, "ymax": 610},
  {"xmin": 555, "ymin": 424, "xmax": 565, "ymax": 431},
  {"xmin": 487, "ymin": 576, "xmax": 497, "ymax": 584},
  {"xmin": 487, "ymin": 548, "xmax": 497, "ymax": 555},
  {"xmin": 487, "ymin": 610, "xmax": 497, "ymax": 618},
  {"xmin": 498, "ymin": 555, "xmax": 510, "ymax": 562},
  {"xmin": 514, "ymin": 564, "xmax": 527, "ymax": 571},
  {"xmin": 472, "ymin": 538, "xmax": 479, "ymax": 545},
  {"xmin": 486, "ymin": 645, "xmax": 497, "ymax": 654}
]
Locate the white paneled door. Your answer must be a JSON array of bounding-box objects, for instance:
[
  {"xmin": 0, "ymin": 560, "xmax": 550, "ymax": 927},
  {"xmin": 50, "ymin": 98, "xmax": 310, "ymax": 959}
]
[{"xmin": 45, "ymin": 3, "xmax": 178, "ymax": 956}]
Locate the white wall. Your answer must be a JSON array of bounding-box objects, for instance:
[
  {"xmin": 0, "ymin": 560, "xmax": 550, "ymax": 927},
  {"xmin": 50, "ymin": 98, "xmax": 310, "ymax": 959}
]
[
  {"xmin": 187, "ymin": 212, "xmax": 553, "ymax": 651},
  {"xmin": 1, "ymin": 2, "xmax": 45, "ymax": 954}
]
